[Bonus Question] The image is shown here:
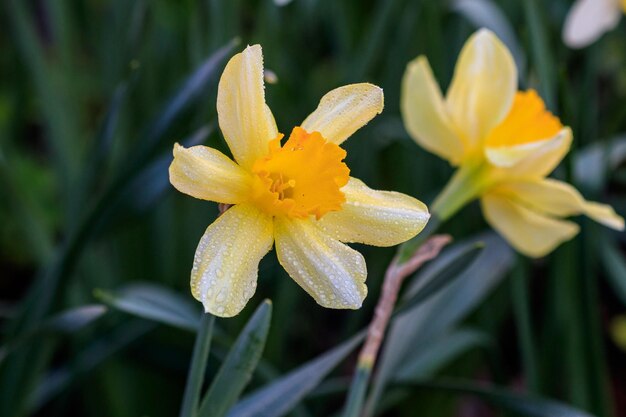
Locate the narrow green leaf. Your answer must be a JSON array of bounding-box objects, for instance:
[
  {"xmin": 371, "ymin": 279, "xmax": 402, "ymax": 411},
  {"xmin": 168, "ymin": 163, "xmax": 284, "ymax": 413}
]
[
  {"xmin": 134, "ymin": 38, "xmax": 239, "ymax": 162},
  {"xmin": 81, "ymin": 80, "xmax": 133, "ymax": 195},
  {"xmin": 198, "ymin": 300, "xmax": 272, "ymax": 417},
  {"xmin": 44, "ymin": 305, "xmax": 108, "ymax": 334},
  {"xmin": 228, "ymin": 332, "xmax": 365, "ymax": 417},
  {"xmin": 394, "ymin": 379, "xmax": 595, "ymax": 417},
  {"xmin": 180, "ymin": 314, "xmax": 215, "ymax": 417},
  {"xmin": 28, "ymin": 320, "xmax": 154, "ymax": 413},
  {"xmin": 365, "ymin": 232, "xmax": 514, "ymax": 417},
  {"xmin": 601, "ymin": 239, "xmax": 626, "ymax": 306},
  {"xmin": 123, "ymin": 124, "xmax": 214, "ymax": 213},
  {"xmin": 0, "ymin": 305, "xmax": 107, "ymax": 365},
  {"xmin": 393, "ymin": 328, "xmax": 491, "ymax": 380},
  {"xmin": 523, "ymin": 0, "xmax": 556, "ymax": 110},
  {"xmin": 393, "ymin": 243, "xmax": 484, "ymax": 317},
  {"xmin": 95, "ymin": 283, "xmax": 201, "ymax": 331}
]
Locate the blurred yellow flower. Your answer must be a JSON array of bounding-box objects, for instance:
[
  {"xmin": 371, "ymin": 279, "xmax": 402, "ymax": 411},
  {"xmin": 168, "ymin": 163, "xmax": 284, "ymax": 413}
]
[
  {"xmin": 170, "ymin": 45, "xmax": 429, "ymax": 317},
  {"xmin": 401, "ymin": 29, "xmax": 623, "ymax": 258},
  {"xmin": 562, "ymin": 0, "xmax": 626, "ymax": 49},
  {"xmin": 611, "ymin": 315, "xmax": 626, "ymax": 351}
]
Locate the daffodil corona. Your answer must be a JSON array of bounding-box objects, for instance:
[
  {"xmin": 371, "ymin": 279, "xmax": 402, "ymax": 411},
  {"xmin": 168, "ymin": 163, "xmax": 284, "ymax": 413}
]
[
  {"xmin": 401, "ymin": 29, "xmax": 623, "ymax": 258},
  {"xmin": 170, "ymin": 45, "xmax": 429, "ymax": 317}
]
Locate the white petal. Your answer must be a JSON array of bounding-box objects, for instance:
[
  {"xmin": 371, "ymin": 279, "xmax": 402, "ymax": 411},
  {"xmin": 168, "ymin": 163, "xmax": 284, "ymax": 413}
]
[{"xmin": 562, "ymin": 0, "xmax": 621, "ymax": 49}]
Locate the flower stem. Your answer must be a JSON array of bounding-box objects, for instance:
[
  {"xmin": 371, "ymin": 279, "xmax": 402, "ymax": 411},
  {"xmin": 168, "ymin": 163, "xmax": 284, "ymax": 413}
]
[
  {"xmin": 511, "ymin": 259, "xmax": 539, "ymax": 392},
  {"xmin": 431, "ymin": 162, "xmax": 486, "ymax": 221},
  {"xmin": 342, "ymin": 235, "xmax": 452, "ymax": 417},
  {"xmin": 179, "ymin": 313, "xmax": 215, "ymax": 417}
]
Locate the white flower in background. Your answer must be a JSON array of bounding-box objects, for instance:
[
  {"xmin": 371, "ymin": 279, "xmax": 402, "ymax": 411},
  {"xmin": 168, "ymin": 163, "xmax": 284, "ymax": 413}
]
[{"xmin": 563, "ymin": 0, "xmax": 626, "ymax": 48}]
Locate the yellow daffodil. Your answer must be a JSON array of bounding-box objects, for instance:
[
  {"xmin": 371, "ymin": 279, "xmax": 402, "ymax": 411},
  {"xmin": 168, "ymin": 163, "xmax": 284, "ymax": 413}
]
[
  {"xmin": 170, "ymin": 45, "xmax": 429, "ymax": 317},
  {"xmin": 401, "ymin": 29, "xmax": 623, "ymax": 258},
  {"xmin": 563, "ymin": 0, "xmax": 626, "ymax": 49}
]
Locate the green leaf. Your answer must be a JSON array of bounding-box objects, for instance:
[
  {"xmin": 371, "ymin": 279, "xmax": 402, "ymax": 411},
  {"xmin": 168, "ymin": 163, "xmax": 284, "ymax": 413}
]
[
  {"xmin": 393, "ymin": 243, "xmax": 484, "ymax": 317},
  {"xmin": 180, "ymin": 314, "xmax": 215, "ymax": 417},
  {"xmin": 523, "ymin": 0, "xmax": 556, "ymax": 110},
  {"xmin": 0, "ymin": 39, "xmax": 239, "ymax": 416},
  {"xmin": 0, "ymin": 305, "xmax": 107, "ymax": 365},
  {"xmin": 394, "ymin": 328, "xmax": 491, "ymax": 380},
  {"xmin": 28, "ymin": 320, "xmax": 154, "ymax": 413},
  {"xmin": 95, "ymin": 283, "xmax": 201, "ymax": 331},
  {"xmin": 394, "ymin": 379, "xmax": 595, "ymax": 417},
  {"xmin": 134, "ymin": 38, "xmax": 239, "ymax": 162},
  {"xmin": 44, "ymin": 305, "xmax": 108, "ymax": 334},
  {"xmin": 123, "ymin": 124, "xmax": 214, "ymax": 214},
  {"xmin": 600, "ymin": 239, "xmax": 626, "ymax": 306},
  {"xmin": 365, "ymin": 232, "xmax": 514, "ymax": 417},
  {"xmin": 228, "ymin": 332, "xmax": 365, "ymax": 417},
  {"xmin": 198, "ymin": 300, "xmax": 272, "ymax": 417}
]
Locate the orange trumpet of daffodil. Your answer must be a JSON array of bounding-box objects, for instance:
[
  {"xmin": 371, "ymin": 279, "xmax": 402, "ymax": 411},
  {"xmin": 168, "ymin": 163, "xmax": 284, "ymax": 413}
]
[
  {"xmin": 170, "ymin": 45, "xmax": 429, "ymax": 317},
  {"xmin": 401, "ymin": 29, "xmax": 623, "ymax": 258}
]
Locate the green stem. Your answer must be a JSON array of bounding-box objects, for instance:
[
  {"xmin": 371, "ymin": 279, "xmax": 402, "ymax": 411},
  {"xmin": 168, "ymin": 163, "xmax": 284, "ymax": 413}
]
[
  {"xmin": 511, "ymin": 258, "xmax": 539, "ymax": 393},
  {"xmin": 179, "ymin": 313, "xmax": 215, "ymax": 417},
  {"xmin": 430, "ymin": 162, "xmax": 487, "ymax": 222}
]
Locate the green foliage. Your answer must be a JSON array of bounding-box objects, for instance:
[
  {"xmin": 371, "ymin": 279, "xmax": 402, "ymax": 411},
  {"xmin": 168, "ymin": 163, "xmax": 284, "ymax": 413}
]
[{"xmin": 1, "ymin": 0, "xmax": 626, "ymax": 416}]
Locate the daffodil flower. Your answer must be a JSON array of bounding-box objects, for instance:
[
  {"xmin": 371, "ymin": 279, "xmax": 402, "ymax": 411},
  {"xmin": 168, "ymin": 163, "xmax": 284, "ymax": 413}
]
[
  {"xmin": 401, "ymin": 29, "xmax": 623, "ymax": 258},
  {"xmin": 563, "ymin": 0, "xmax": 626, "ymax": 49},
  {"xmin": 170, "ymin": 45, "xmax": 429, "ymax": 317}
]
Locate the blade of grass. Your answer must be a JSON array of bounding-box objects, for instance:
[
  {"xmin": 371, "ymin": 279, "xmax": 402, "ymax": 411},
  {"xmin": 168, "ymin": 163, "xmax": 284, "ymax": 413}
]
[
  {"xmin": 522, "ymin": 0, "xmax": 556, "ymax": 110},
  {"xmin": 198, "ymin": 300, "xmax": 272, "ymax": 417},
  {"xmin": 27, "ymin": 320, "xmax": 155, "ymax": 414},
  {"xmin": 511, "ymin": 258, "xmax": 539, "ymax": 392},
  {"xmin": 95, "ymin": 283, "xmax": 202, "ymax": 332},
  {"xmin": 227, "ymin": 332, "xmax": 365, "ymax": 417},
  {"xmin": 394, "ymin": 378, "xmax": 596, "ymax": 417},
  {"xmin": 179, "ymin": 313, "xmax": 215, "ymax": 417}
]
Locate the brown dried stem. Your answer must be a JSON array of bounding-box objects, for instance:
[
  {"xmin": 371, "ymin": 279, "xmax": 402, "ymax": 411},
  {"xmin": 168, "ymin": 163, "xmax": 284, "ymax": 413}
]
[{"xmin": 357, "ymin": 234, "xmax": 452, "ymax": 368}]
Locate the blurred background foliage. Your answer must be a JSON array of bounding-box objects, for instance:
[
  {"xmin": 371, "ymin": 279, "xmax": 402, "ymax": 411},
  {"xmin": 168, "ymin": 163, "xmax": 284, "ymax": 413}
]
[{"xmin": 1, "ymin": 0, "xmax": 626, "ymax": 416}]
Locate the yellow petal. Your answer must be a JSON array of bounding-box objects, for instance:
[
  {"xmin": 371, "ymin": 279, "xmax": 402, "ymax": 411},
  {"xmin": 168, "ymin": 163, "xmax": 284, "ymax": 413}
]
[
  {"xmin": 582, "ymin": 201, "xmax": 625, "ymax": 230},
  {"xmin": 496, "ymin": 178, "xmax": 624, "ymax": 230},
  {"xmin": 217, "ymin": 45, "xmax": 279, "ymax": 169},
  {"xmin": 562, "ymin": 0, "xmax": 621, "ymax": 49},
  {"xmin": 317, "ymin": 177, "xmax": 430, "ymax": 246},
  {"xmin": 499, "ymin": 128, "xmax": 572, "ymax": 177},
  {"xmin": 401, "ymin": 56, "xmax": 466, "ymax": 164},
  {"xmin": 301, "ymin": 83, "xmax": 384, "ymax": 145},
  {"xmin": 274, "ymin": 217, "xmax": 367, "ymax": 309},
  {"xmin": 191, "ymin": 204, "xmax": 274, "ymax": 317},
  {"xmin": 481, "ymin": 192, "xmax": 579, "ymax": 258},
  {"xmin": 169, "ymin": 143, "xmax": 252, "ymax": 204},
  {"xmin": 446, "ymin": 29, "xmax": 517, "ymax": 146}
]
